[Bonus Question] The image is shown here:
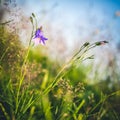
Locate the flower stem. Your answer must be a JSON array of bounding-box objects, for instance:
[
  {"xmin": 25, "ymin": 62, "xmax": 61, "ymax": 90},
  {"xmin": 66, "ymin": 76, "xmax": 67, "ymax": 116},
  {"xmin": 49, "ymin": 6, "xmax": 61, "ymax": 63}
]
[{"xmin": 15, "ymin": 19, "xmax": 34, "ymax": 114}]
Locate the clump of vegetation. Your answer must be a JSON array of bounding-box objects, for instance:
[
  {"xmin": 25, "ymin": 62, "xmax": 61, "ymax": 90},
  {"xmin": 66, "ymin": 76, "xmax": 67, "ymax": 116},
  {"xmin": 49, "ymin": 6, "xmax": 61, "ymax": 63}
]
[{"xmin": 0, "ymin": 26, "xmax": 24, "ymax": 78}]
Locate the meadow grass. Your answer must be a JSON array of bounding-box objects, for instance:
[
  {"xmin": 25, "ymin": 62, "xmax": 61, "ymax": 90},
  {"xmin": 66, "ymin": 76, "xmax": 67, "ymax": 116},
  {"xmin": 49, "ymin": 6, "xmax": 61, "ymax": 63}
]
[{"xmin": 0, "ymin": 15, "xmax": 120, "ymax": 120}]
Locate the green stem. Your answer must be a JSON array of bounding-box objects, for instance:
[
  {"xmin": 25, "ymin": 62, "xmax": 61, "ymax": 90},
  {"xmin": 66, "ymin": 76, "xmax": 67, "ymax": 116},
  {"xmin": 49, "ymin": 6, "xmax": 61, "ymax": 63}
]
[
  {"xmin": 15, "ymin": 20, "xmax": 34, "ymax": 114},
  {"xmin": 43, "ymin": 63, "xmax": 68, "ymax": 95},
  {"xmin": 0, "ymin": 47, "xmax": 9, "ymax": 63},
  {"xmin": 43, "ymin": 41, "xmax": 102, "ymax": 95}
]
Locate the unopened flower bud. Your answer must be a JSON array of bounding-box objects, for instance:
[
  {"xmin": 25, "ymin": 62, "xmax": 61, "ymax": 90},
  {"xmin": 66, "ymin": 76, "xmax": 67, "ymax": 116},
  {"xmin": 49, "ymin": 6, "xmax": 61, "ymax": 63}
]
[
  {"xmin": 95, "ymin": 41, "xmax": 108, "ymax": 46},
  {"xmin": 83, "ymin": 42, "xmax": 90, "ymax": 47}
]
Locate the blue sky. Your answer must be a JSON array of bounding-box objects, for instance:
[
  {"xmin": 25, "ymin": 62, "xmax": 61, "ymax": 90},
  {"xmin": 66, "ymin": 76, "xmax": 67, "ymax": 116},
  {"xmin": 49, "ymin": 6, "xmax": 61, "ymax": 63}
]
[{"xmin": 17, "ymin": 0, "xmax": 120, "ymax": 46}]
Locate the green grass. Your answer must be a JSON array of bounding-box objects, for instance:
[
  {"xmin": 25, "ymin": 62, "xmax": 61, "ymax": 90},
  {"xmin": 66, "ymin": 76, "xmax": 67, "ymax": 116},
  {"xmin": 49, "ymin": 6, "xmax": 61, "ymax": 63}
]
[{"xmin": 0, "ymin": 17, "xmax": 120, "ymax": 120}]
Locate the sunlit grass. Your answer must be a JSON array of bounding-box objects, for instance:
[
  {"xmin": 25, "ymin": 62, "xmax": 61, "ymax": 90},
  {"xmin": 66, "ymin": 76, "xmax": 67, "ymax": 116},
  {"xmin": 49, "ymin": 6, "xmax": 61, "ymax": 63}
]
[{"xmin": 0, "ymin": 14, "xmax": 120, "ymax": 120}]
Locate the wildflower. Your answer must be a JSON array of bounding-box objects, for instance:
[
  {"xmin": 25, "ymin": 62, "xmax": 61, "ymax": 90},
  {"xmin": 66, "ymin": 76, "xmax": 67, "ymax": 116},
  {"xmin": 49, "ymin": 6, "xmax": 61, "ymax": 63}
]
[
  {"xmin": 95, "ymin": 41, "xmax": 108, "ymax": 46},
  {"xmin": 33, "ymin": 27, "xmax": 48, "ymax": 46}
]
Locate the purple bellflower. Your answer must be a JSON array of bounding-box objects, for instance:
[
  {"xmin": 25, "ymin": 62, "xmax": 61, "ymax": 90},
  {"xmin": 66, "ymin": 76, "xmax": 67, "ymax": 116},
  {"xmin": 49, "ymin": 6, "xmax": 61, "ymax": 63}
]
[{"xmin": 33, "ymin": 27, "xmax": 48, "ymax": 46}]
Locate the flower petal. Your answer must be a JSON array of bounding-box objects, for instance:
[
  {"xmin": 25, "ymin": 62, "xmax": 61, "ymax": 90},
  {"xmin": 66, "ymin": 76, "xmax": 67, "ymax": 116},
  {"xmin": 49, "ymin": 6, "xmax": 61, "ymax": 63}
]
[
  {"xmin": 33, "ymin": 38, "xmax": 40, "ymax": 46},
  {"xmin": 40, "ymin": 39, "xmax": 45, "ymax": 45}
]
